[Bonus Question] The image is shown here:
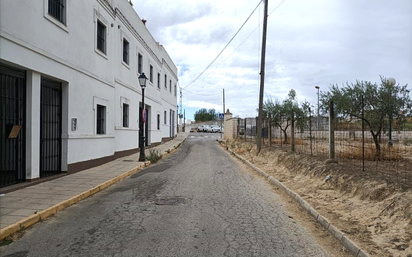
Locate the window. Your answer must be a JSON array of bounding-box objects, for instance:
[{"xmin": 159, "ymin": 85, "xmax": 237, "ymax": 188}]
[
  {"xmin": 149, "ymin": 65, "xmax": 153, "ymax": 83},
  {"xmin": 97, "ymin": 21, "xmax": 106, "ymax": 54},
  {"xmin": 164, "ymin": 75, "xmax": 167, "ymax": 89},
  {"xmin": 123, "ymin": 104, "xmax": 129, "ymax": 127},
  {"xmin": 169, "ymin": 80, "xmax": 172, "ymax": 92},
  {"xmin": 96, "ymin": 105, "xmax": 106, "ymax": 134},
  {"xmin": 138, "ymin": 53, "xmax": 143, "ymax": 74},
  {"xmin": 164, "ymin": 111, "xmax": 167, "ymax": 124},
  {"xmin": 123, "ymin": 38, "xmax": 129, "ymax": 64},
  {"xmin": 174, "ymin": 84, "xmax": 177, "ymax": 96},
  {"xmin": 48, "ymin": 0, "xmax": 65, "ymax": 24},
  {"xmin": 157, "ymin": 73, "xmax": 160, "ymax": 89},
  {"xmin": 157, "ymin": 114, "xmax": 160, "ymax": 130}
]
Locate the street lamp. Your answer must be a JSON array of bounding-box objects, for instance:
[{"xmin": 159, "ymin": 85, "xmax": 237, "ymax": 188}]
[
  {"xmin": 138, "ymin": 72, "xmax": 148, "ymax": 161},
  {"xmin": 315, "ymin": 86, "xmax": 320, "ymax": 130},
  {"xmin": 386, "ymin": 77, "xmax": 396, "ymax": 146}
]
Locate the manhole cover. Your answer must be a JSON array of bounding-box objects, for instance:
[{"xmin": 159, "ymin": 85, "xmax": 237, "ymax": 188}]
[{"xmin": 155, "ymin": 197, "xmax": 187, "ymax": 206}]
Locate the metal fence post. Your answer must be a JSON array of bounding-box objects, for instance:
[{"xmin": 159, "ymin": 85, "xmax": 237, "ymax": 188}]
[
  {"xmin": 329, "ymin": 101, "xmax": 335, "ymax": 160},
  {"xmin": 291, "ymin": 109, "xmax": 295, "ymax": 152},
  {"xmin": 362, "ymin": 95, "xmax": 365, "ymax": 172},
  {"xmin": 269, "ymin": 114, "xmax": 272, "ymax": 146},
  {"xmin": 309, "ymin": 107, "xmax": 312, "ymax": 156}
]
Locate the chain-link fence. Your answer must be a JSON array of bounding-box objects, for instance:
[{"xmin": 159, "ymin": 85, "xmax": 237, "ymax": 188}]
[{"xmin": 230, "ymin": 103, "xmax": 411, "ymax": 189}]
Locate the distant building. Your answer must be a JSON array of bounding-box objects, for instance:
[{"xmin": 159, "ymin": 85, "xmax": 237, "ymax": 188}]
[{"xmin": 0, "ymin": 0, "xmax": 178, "ymax": 187}]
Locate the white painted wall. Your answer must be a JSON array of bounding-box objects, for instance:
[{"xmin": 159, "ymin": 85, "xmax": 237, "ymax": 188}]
[{"xmin": 0, "ymin": 0, "xmax": 178, "ymax": 176}]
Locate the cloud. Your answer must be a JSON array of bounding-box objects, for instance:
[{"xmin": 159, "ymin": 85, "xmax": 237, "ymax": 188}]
[{"xmin": 136, "ymin": 0, "xmax": 412, "ymax": 118}]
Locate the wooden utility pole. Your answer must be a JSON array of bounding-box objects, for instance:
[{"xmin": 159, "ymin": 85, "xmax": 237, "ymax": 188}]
[
  {"xmin": 221, "ymin": 88, "xmax": 225, "ymax": 138},
  {"xmin": 257, "ymin": 0, "xmax": 269, "ymax": 153},
  {"xmin": 223, "ymin": 88, "xmax": 225, "ymax": 114}
]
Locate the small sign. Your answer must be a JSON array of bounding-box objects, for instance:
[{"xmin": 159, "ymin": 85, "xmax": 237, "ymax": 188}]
[
  {"xmin": 218, "ymin": 113, "xmax": 224, "ymax": 120},
  {"xmin": 8, "ymin": 125, "xmax": 21, "ymax": 139},
  {"xmin": 71, "ymin": 118, "xmax": 77, "ymax": 131},
  {"xmin": 142, "ymin": 109, "xmax": 147, "ymax": 123}
]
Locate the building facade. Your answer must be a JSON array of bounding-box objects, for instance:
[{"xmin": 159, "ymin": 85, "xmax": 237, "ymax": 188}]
[{"xmin": 0, "ymin": 0, "xmax": 178, "ymax": 187}]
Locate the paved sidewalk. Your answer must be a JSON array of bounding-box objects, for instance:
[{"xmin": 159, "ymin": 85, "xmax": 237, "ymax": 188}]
[{"xmin": 0, "ymin": 133, "xmax": 189, "ymax": 240}]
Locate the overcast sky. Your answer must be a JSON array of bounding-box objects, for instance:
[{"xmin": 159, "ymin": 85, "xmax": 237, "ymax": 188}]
[{"xmin": 134, "ymin": 0, "xmax": 412, "ymax": 120}]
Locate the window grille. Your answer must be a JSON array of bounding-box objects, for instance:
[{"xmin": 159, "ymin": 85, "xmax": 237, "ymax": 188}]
[
  {"xmin": 123, "ymin": 39, "xmax": 129, "ymax": 64},
  {"xmin": 97, "ymin": 21, "xmax": 106, "ymax": 53},
  {"xmin": 97, "ymin": 105, "xmax": 106, "ymax": 134},
  {"xmin": 123, "ymin": 104, "xmax": 129, "ymax": 127},
  {"xmin": 48, "ymin": 0, "xmax": 65, "ymax": 24}
]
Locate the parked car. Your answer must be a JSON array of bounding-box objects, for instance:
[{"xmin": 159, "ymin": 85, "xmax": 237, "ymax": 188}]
[
  {"xmin": 207, "ymin": 125, "xmax": 221, "ymax": 133},
  {"xmin": 197, "ymin": 125, "xmax": 210, "ymax": 132}
]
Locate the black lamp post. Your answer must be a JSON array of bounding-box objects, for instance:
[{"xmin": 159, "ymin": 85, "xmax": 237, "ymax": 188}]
[{"xmin": 138, "ymin": 73, "xmax": 148, "ymax": 161}]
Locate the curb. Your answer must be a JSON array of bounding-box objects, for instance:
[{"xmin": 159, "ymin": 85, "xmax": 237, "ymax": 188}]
[
  {"xmin": 228, "ymin": 148, "xmax": 369, "ymax": 257},
  {"xmin": 0, "ymin": 137, "xmax": 187, "ymax": 242}
]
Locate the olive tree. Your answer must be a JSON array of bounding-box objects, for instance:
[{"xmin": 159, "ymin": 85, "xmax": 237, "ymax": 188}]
[
  {"xmin": 320, "ymin": 77, "xmax": 411, "ymax": 160},
  {"xmin": 263, "ymin": 90, "xmax": 309, "ymax": 143}
]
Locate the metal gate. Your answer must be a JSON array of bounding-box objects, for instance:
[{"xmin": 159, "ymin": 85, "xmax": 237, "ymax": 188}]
[
  {"xmin": 40, "ymin": 78, "xmax": 62, "ymax": 177},
  {"xmin": 0, "ymin": 64, "xmax": 26, "ymax": 187}
]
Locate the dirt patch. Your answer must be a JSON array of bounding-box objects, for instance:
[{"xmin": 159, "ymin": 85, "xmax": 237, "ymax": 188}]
[{"xmin": 223, "ymin": 139, "xmax": 412, "ymax": 257}]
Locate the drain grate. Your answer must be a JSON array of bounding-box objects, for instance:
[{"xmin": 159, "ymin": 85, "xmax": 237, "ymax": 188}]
[
  {"xmin": 155, "ymin": 197, "xmax": 187, "ymax": 206},
  {"xmin": 123, "ymin": 160, "xmax": 134, "ymax": 162}
]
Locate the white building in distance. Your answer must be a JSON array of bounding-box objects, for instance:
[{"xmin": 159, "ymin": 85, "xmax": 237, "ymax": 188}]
[{"xmin": 0, "ymin": 0, "xmax": 178, "ymax": 187}]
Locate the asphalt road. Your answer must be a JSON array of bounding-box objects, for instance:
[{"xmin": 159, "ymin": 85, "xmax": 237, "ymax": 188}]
[{"xmin": 0, "ymin": 133, "xmax": 330, "ymax": 257}]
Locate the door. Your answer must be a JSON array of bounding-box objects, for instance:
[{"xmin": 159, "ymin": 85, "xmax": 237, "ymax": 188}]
[
  {"xmin": 40, "ymin": 78, "xmax": 62, "ymax": 177},
  {"xmin": 0, "ymin": 65, "xmax": 26, "ymax": 187}
]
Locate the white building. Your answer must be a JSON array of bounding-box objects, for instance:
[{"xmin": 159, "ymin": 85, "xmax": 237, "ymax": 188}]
[{"xmin": 0, "ymin": 0, "xmax": 178, "ymax": 187}]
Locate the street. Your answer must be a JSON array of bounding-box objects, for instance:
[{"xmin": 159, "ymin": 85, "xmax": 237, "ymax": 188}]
[{"xmin": 1, "ymin": 133, "xmax": 330, "ymax": 257}]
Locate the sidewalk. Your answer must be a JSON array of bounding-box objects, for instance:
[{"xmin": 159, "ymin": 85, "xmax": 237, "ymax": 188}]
[{"xmin": 0, "ymin": 132, "xmax": 189, "ymax": 241}]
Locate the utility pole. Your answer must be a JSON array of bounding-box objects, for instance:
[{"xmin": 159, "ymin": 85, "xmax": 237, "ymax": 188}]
[
  {"xmin": 183, "ymin": 109, "xmax": 186, "ymax": 132},
  {"xmin": 179, "ymin": 87, "xmax": 183, "ymax": 132},
  {"xmin": 315, "ymin": 86, "xmax": 320, "ymax": 131},
  {"xmin": 257, "ymin": 0, "xmax": 269, "ymax": 153},
  {"xmin": 223, "ymin": 88, "xmax": 225, "ymax": 114},
  {"xmin": 221, "ymin": 88, "xmax": 225, "ymax": 138}
]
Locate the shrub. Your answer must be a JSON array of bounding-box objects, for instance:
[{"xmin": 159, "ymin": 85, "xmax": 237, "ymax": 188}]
[{"xmin": 147, "ymin": 149, "xmax": 162, "ymax": 163}]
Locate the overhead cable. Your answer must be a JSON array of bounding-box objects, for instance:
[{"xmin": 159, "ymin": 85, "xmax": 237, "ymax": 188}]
[
  {"xmin": 183, "ymin": 87, "xmax": 222, "ymax": 97},
  {"xmin": 185, "ymin": 0, "xmax": 287, "ymax": 89},
  {"xmin": 182, "ymin": 0, "xmax": 263, "ymax": 89}
]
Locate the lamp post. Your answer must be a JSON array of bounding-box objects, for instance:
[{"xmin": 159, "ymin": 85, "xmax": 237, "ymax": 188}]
[
  {"xmin": 315, "ymin": 85, "xmax": 320, "ymax": 130},
  {"xmin": 386, "ymin": 77, "xmax": 396, "ymax": 146},
  {"xmin": 138, "ymin": 73, "xmax": 148, "ymax": 161}
]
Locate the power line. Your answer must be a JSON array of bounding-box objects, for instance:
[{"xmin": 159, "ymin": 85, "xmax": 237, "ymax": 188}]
[
  {"xmin": 187, "ymin": 0, "xmax": 287, "ymax": 89},
  {"xmin": 183, "ymin": 87, "xmax": 222, "ymax": 97},
  {"xmin": 182, "ymin": 0, "xmax": 263, "ymax": 89},
  {"xmin": 268, "ymin": 0, "xmax": 287, "ymax": 17},
  {"xmin": 180, "ymin": 0, "xmax": 288, "ymax": 97}
]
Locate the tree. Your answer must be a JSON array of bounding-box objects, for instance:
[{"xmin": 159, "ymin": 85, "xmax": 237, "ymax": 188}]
[
  {"xmin": 194, "ymin": 108, "xmax": 218, "ymax": 122},
  {"xmin": 320, "ymin": 77, "xmax": 411, "ymax": 160},
  {"xmin": 263, "ymin": 90, "xmax": 308, "ymax": 143}
]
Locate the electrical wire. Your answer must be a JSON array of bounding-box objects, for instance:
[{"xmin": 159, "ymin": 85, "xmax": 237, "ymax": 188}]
[
  {"xmin": 186, "ymin": 0, "xmax": 287, "ymax": 89},
  {"xmin": 183, "ymin": 87, "xmax": 222, "ymax": 97},
  {"xmin": 182, "ymin": 0, "xmax": 264, "ymax": 89},
  {"xmin": 180, "ymin": 0, "xmax": 287, "ymax": 97},
  {"xmin": 268, "ymin": 0, "xmax": 287, "ymax": 17}
]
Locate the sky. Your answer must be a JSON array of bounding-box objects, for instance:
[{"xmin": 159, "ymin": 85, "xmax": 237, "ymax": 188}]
[{"xmin": 134, "ymin": 0, "xmax": 412, "ymax": 120}]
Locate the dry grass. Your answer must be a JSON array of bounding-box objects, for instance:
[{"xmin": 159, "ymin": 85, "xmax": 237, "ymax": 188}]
[
  {"xmin": 268, "ymin": 138, "xmax": 307, "ymax": 145},
  {"xmin": 337, "ymin": 142, "xmax": 404, "ymax": 161}
]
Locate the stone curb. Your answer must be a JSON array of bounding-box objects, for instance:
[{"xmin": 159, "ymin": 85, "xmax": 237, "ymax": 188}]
[
  {"xmin": 228, "ymin": 148, "xmax": 369, "ymax": 257},
  {"xmin": 0, "ymin": 137, "xmax": 187, "ymax": 242}
]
